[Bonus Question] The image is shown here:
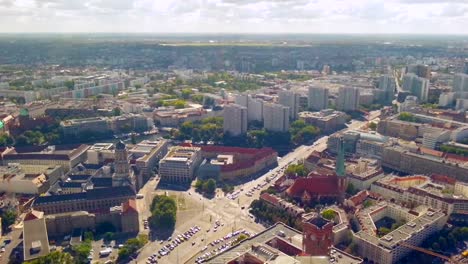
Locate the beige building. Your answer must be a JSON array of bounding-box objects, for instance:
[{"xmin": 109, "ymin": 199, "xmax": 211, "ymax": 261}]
[
  {"xmin": 2, "ymin": 145, "xmax": 89, "ymax": 172},
  {"xmin": 0, "ymin": 164, "xmax": 63, "ymax": 195},
  {"xmin": 263, "ymin": 103, "xmax": 290, "ymax": 132},
  {"xmin": 354, "ymin": 202, "xmax": 447, "ymax": 264},
  {"xmin": 45, "ymin": 199, "xmax": 139, "ymax": 237},
  {"xmin": 87, "ymin": 143, "xmax": 115, "ymax": 165},
  {"xmin": 23, "ymin": 210, "xmax": 50, "ymax": 262},
  {"xmin": 130, "ymin": 139, "xmax": 168, "ymax": 180},
  {"xmin": 223, "ymin": 104, "xmax": 248, "ymax": 136},
  {"xmin": 347, "ymin": 159, "xmax": 385, "ymax": 190},
  {"xmin": 159, "ymin": 146, "xmax": 202, "ymax": 183}
]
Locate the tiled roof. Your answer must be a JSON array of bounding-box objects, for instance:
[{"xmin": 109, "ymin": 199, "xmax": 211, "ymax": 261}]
[
  {"xmin": 91, "ymin": 177, "xmax": 113, "ymax": 187},
  {"xmin": 286, "ymin": 173, "xmax": 340, "ymax": 198},
  {"xmin": 260, "ymin": 193, "xmax": 280, "ymax": 206},
  {"xmin": 122, "ymin": 199, "xmax": 138, "ymax": 214},
  {"xmin": 431, "ymin": 174, "xmax": 457, "ymax": 185}
]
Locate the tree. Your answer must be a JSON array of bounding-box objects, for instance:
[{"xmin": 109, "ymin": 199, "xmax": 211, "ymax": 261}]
[
  {"xmin": 103, "ymin": 232, "xmax": 114, "ymax": 242},
  {"xmin": 203, "ymin": 179, "xmax": 217, "ymax": 195},
  {"xmin": 285, "ymin": 164, "xmax": 309, "ymax": 177},
  {"xmin": 0, "ymin": 133, "xmax": 14, "ymax": 147},
  {"xmin": 173, "ymin": 100, "xmax": 186, "ymax": 109},
  {"xmin": 24, "ymin": 251, "xmax": 74, "ymax": 264},
  {"xmin": 369, "ymin": 122, "xmax": 377, "ymax": 131},
  {"xmin": 112, "ymin": 107, "xmax": 121, "ymax": 116},
  {"xmin": 118, "ymin": 234, "xmax": 148, "ymax": 261},
  {"xmin": 398, "ymin": 112, "xmax": 416, "ymax": 122},
  {"xmin": 346, "ymin": 183, "xmax": 358, "ymax": 195},
  {"xmin": 181, "ymin": 89, "xmax": 193, "ymax": 99},
  {"xmin": 149, "ymin": 195, "xmax": 177, "ymax": 230},
  {"xmin": 378, "ymin": 227, "xmax": 391, "ymax": 237},
  {"xmin": 72, "ymin": 240, "xmax": 92, "ymax": 264},
  {"xmin": 321, "ymin": 209, "xmax": 337, "ymax": 221},
  {"xmin": 1, "ymin": 209, "xmax": 17, "ymax": 232}
]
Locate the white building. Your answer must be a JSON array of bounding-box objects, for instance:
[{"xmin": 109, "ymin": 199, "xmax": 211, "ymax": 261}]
[
  {"xmin": 159, "ymin": 146, "xmax": 202, "ymax": 183},
  {"xmin": 307, "ymin": 86, "xmax": 329, "ymax": 111},
  {"xmin": 336, "ymin": 87, "xmax": 360, "ymax": 111},
  {"xmin": 278, "ymin": 90, "xmax": 301, "ymax": 120},
  {"xmin": 453, "ymin": 73, "xmax": 468, "ymax": 92},
  {"xmin": 263, "ymin": 103, "xmax": 290, "ymax": 132},
  {"xmin": 402, "ymin": 73, "xmax": 429, "ymax": 102},
  {"xmin": 223, "ymin": 104, "xmax": 248, "ymax": 136},
  {"xmin": 235, "ymin": 94, "xmax": 263, "ymax": 122}
]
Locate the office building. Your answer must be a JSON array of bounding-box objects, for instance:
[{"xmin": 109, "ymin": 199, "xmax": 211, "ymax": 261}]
[
  {"xmin": 278, "ymin": 90, "xmax": 300, "ymax": 119},
  {"xmin": 159, "ymin": 146, "xmax": 202, "ymax": 183},
  {"xmin": 336, "ymin": 87, "xmax": 360, "ymax": 111},
  {"xmin": 0, "ymin": 164, "xmax": 63, "ymax": 195},
  {"xmin": 130, "ymin": 139, "xmax": 169, "ymax": 180},
  {"xmin": 23, "ymin": 210, "xmax": 50, "ymax": 262},
  {"xmin": 263, "ymin": 103, "xmax": 290, "ymax": 132},
  {"xmin": 223, "ymin": 104, "xmax": 247, "ymax": 136},
  {"xmin": 299, "ymin": 109, "xmax": 347, "ymax": 133},
  {"xmin": 453, "ymin": 73, "xmax": 468, "ymax": 92},
  {"xmin": 307, "ymin": 86, "xmax": 329, "ymax": 111}
]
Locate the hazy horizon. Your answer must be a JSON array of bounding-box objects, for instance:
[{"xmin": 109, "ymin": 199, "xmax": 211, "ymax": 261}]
[{"xmin": 1, "ymin": 0, "xmax": 468, "ymax": 34}]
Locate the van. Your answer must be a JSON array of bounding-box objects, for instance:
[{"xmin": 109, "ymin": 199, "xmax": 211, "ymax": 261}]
[{"xmin": 99, "ymin": 248, "xmax": 112, "ymax": 257}]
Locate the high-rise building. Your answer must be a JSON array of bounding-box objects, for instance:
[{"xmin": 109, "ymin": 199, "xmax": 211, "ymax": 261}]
[
  {"xmin": 464, "ymin": 61, "xmax": 468, "ymax": 74},
  {"xmin": 336, "ymin": 87, "xmax": 360, "ymax": 111},
  {"xmin": 453, "ymin": 73, "xmax": 468, "ymax": 92},
  {"xmin": 308, "ymin": 86, "xmax": 329, "ymax": 111},
  {"xmin": 235, "ymin": 94, "xmax": 263, "ymax": 122},
  {"xmin": 377, "ymin": 75, "xmax": 396, "ymax": 104},
  {"xmin": 402, "ymin": 73, "xmax": 429, "ymax": 102},
  {"xmin": 263, "ymin": 103, "xmax": 290, "ymax": 132},
  {"xmin": 159, "ymin": 146, "xmax": 202, "ymax": 183},
  {"xmin": 223, "ymin": 104, "xmax": 248, "ymax": 136},
  {"xmin": 406, "ymin": 64, "xmax": 431, "ymax": 79},
  {"xmin": 278, "ymin": 90, "xmax": 300, "ymax": 120}
]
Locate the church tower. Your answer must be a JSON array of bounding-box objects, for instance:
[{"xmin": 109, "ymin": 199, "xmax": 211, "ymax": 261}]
[
  {"xmin": 336, "ymin": 137, "xmax": 348, "ymax": 202},
  {"xmin": 112, "ymin": 141, "xmax": 132, "ymax": 187}
]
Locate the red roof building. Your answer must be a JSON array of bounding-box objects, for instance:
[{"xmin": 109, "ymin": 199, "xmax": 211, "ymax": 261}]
[{"xmin": 286, "ymin": 172, "xmax": 346, "ymax": 204}]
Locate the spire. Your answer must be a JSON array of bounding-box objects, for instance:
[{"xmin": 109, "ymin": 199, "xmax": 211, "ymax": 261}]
[{"xmin": 336, "ymin": 137, "xmax": 346, "ymax": 177}]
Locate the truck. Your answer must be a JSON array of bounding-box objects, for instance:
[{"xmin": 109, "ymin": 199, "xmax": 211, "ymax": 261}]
[{"xmin": 99, "ymin": 248, "xmax": 112, "ymax": 257}]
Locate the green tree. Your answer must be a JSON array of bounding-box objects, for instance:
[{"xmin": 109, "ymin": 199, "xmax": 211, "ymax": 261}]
[
  {"xmin": 0, "ymin": 133, "xmax": 14, "ymax": 147},
  {"xmin": 112, "ymin": 107, "xmax": 121, "ymax": 116},
  {"xmin": 203, "ymin": 179, "xmax": 217, "ymax": 195},
  {"xmin": 149, "ymin": 195, "xmax": 177, "ymax": 230},
  {"xmin": 24, "ymin": 251, "xmax": 74, "ymax": 264},
  {"xmin": 103, "ymin": 232, "xmax": 114, "ymax": 242},
  {"xmin": 369, "ymin": 122, "xmax": 377, "ymax": 131},
  {"xmin": 321, "ymin": 209, "xmax": 337, "ymax": 221},
  {"xmin": 181, "ymin": 89, "xmax": 193, "ymax": 99},
  {"xmin": 1, "ymin": 209, "xmax": 17, "ymax": 232},
  {"xmin": 398, "ymin": 112, "xmax": 416, "ymax": 122},
  {"xmin": 378, "ymin": 227, "xmax": 391, "ymax": 237},
  {"xmin": 72, "ymin": 240, "xmax": 92, "ymax": 264},
  {"xmin": 173, "ymin": 100, "xmax": 186, "ymax": 109}
]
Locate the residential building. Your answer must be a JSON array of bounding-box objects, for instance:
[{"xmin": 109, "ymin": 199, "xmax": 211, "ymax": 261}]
[
  {"xmin": 406, "ymin": 64, "xmax": 431, "ymax": 79},
  {"xmin": 307, "ymin": 86, "xmax": 329, "ymax": 111},
  {"xmin": 298, "ymin": 109, "xmax": 347, "ymax": 133},
  {"xmin": 354, "ymin": 202, "xmax": 446, "ymax": 264},
  {"xmin": 263, "ymin": 103, "xmax": 290, "ymax": 132},
  {"xmin": 402, "ymin": 73, "xmax": 429, "ymax": 102},
  {"xmin": 223, "ymin": 104, "xmax": 247, "ymax": 136},
  {"xmin": 453, "ymin": 73, "xmax": 468, "ymax": 92},
  {"xmin": 260, "ymin": 193, "xmax": 305, "ymax": 217},
  {"xmin": 347, "ymin": 159, "xmax": 385, "ymax": 190},
  {"xmin": 278, "ymin": 90, "xmax": 300, "ymax": 119},
  {"xmin": 336, "ymin": 87, "xmax": 360, "ymax": 111},
  {"xmin": 159, "ymin": 146, "xmax": 202, "ymax": 183},
  {"xmin": 235, "ymin": 94, "xmax": 263, "ymax": 122}
]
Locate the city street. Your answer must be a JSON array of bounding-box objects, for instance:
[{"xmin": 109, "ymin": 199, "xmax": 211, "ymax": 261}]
[{"xmin": 135, "ymin": 135, "xmax": 333, "ymax": 264}]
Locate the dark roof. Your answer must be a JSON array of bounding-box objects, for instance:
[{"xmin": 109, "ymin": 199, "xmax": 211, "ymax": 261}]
[
  {"xmin": 68, "ymin": 174, "xmax": 92, "ymax": 181},
  {"xmin": 60, "ymin": 182, "xmax": 83, "ymax": 188},
  {"xmin": 116, "ymin": 141, "xmax": 126, "ymax": 150},
  {"xmin": 34, "ymin": 186, "xmax": 135, "ymax": 205},
  {"xmin": 307, "ymin": 217, "xmax": 331, "ymax": 229},
  {"xmin": 91, "ymin": 177, "xmax": 113, "ymax": 188}
]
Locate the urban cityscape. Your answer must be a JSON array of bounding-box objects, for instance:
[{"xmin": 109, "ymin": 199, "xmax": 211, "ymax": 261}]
[{"xmin": 0, "ymin": 1, "xmax": 467, "ymax": 264}]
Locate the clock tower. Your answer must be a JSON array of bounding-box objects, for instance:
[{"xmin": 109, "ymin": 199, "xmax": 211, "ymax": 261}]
[{"xmin": 302, "ymin": 213, "xmax": 334, "ymax": 256}]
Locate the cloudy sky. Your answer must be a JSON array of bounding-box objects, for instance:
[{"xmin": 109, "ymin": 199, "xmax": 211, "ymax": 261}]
[{"xmin": 0, "ymin": 0, "xmax": 467, "ymax": 34}]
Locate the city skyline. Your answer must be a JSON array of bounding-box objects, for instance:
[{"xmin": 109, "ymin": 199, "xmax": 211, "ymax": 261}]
[{"xmin": 1, "ymin": 0, "xmax": 468, "ymax": 34}]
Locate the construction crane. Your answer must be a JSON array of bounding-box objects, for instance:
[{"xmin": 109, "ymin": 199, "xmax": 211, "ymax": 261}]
[{"xmin": 400, "ymin": 242, "xmax": 459, "ymax": 264}]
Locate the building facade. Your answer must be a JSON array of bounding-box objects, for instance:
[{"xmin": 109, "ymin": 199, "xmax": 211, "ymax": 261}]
[
  {"xmin": 263, "ymin": 103, "xmax": 290, "ymax": 132},
  {"xmin": 223, "ymin": 104, "xmax": 248, "ymax": 136}
]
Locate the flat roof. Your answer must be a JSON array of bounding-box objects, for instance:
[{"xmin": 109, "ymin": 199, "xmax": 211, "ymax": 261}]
[{"xmin": 23, "ymin": 215, "xmax": 50, "ymax": 261}]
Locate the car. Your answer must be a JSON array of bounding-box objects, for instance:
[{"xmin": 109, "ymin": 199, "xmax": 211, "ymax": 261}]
[
  {"xmin": 192, "ymin": 241, "xmax": 196, "ymax": 246},
  {"xmin": 167, "ymin": 237, "xmax": 172, "ymax": 241}
]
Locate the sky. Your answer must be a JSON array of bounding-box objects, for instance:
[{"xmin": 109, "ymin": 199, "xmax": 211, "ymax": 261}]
[{"xmin": 0, "ymin": 0, "xmax": 467, "ymax": 34}]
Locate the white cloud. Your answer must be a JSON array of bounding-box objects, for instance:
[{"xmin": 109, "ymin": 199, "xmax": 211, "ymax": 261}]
[{"xmin": 0, "ymin": 0, "xmax": 467, "ymax": 33}]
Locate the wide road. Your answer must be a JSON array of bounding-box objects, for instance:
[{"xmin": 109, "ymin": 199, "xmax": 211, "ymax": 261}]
[{"xmin": 135, "ymin": 136, "xmax": 332, "ymax": 264}]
